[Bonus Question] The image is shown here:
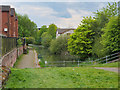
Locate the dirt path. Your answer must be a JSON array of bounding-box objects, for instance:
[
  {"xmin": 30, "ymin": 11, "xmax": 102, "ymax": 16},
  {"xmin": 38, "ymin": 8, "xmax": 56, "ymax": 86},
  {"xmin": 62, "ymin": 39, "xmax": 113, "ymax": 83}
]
[
  {"xmin": 94, "ymin": 67, "xmax": 119, "ymax": 73},
  {"xmin": 15, "ymin": 49, "xmax": 40, "ymax": 69}
]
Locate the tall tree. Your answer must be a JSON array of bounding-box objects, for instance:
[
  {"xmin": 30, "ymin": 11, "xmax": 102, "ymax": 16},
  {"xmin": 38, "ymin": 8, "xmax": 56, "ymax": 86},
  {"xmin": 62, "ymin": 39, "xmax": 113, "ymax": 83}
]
[
  {"xmin": 101, "ymin": 16, "xmax": 120, "ymax": 54},
  {"xmin": 36, "ymin": 25, "xmax": 48, "ymax": 44},
  {"xmin": 68, "ymin": 16, "xmax": 95, "ymax": 59},
  {"xmin": 17, "ymin": 14, "xmax": 38, "ymax": 37},
  {"xmin": 48, "ymin": 24, "xmax": 57, "ymax": 38},
  {"xmin": 93, "ymin": 2, "xmax": 118, "ymax": 37},
  {"xmin": 92, "ymin": 2, "xmax": 118, "ymax": 57}
]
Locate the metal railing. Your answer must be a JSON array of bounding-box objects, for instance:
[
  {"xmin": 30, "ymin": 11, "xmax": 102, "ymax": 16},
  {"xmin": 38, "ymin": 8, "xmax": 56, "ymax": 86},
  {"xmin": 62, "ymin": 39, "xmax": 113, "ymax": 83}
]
[
  {"xmin": 41, "ymin": 52, "xmax": 120, "ymax": 67},
  {"xmin": 1, "ymin": 36, "xmax": 17, "ymax": 56}
]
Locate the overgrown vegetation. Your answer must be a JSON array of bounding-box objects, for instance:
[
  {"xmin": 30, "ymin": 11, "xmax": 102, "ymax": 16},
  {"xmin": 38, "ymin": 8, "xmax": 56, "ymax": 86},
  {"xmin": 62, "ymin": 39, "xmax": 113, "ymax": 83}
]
[
  {"xmin": 25, "ymin": 37, "xmax": 35, "ymax": 45},
  {"xmin": 68, "ymin": 2, "xmax": 119, "ymax": 60},
  {"xmin": 5, "ymin": 67, "xmax": 118, "ymax": 88},
  {"xmin": 49, "ymin": 35, "xmax": 70, "ymax": 54},
  {"xmin": 91, "ymin": 62, "xmax": 118, "ymax": 67},
  {"xmin": 13, "ymin": 54, "xmax": 24, "ymax": 68},
  {"xmin": 36, "ymin": 24, "xmax": 57, "ymax": 46}
]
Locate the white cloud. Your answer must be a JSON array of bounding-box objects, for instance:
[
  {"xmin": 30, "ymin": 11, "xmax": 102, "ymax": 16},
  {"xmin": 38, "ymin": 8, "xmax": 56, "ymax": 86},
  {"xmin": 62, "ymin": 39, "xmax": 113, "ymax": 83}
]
[{"xmin": 55, "ymin": 8, "xmax": 93, "ymax": 28}]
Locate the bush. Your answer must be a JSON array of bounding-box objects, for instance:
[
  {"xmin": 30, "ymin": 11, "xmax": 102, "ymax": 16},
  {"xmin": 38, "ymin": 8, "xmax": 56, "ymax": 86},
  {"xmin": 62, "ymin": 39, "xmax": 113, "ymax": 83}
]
[
  {"xmin": 49, "ymin": 35, "xmax": 70, "ymax": 54},
  {"xmin": 17, "ymin": 38, "xmax": 23, "ymax": 47},
  {"xmin": 41, "ymin": 32, "xmax": 52, "ymax": 48},
  {"xmin": 25, "ymin": 37, "xmax": 35, "ymax": 45}
]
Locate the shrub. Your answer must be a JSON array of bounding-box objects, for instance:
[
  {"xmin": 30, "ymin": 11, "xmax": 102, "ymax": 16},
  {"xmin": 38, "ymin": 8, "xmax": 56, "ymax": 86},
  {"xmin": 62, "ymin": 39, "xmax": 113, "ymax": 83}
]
[
  {"xmin": 17, "ymin": 38, "xmax": 23, "ymax": 47},
  {"xmin": 41, "ymin": 32, "xmax": 52, "ymax": 48},
  {"xmin": 25, "ymin": 37, "xmax": 35, "ymax": 45},
  {"xmin": 49, "ymin": 35, "xmax": 70, "ymax": 54}
]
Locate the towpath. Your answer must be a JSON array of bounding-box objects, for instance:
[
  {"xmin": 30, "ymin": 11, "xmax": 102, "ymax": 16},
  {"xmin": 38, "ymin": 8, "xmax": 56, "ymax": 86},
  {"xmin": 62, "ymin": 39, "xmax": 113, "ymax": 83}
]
[
  {"xmin": 15, "ymin": 48, "xmax": 40, "ymax": 69},
  {"xmin": 94, "ymin": 67, "xmax": 119, "ymax": 73}
]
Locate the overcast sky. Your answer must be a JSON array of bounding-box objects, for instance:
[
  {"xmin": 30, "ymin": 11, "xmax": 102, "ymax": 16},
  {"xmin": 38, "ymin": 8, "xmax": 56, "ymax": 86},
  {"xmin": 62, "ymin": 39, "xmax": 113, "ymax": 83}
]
[{"xmin": 0, "ymin": 1, "xmax": 117, "ymax": 28}]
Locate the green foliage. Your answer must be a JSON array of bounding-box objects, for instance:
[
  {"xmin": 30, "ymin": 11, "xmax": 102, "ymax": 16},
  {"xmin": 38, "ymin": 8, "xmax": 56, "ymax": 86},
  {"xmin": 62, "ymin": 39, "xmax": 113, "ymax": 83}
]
[
  {"xmin": 36, "ymin": 25, "xmax": 48, "ymax": 44},
  {"xmin": 91, "ymin": 62, "xmax": 118, "ymax": 67},
  {"xmin": 48, "ymin": 24, "xmax": 57, "ymax": 38},
  {"xmin": 17, "ymin": 14, "xmax": 38, "ymax": 38},
  {"xmin": 25, "ymin": 37, "xmax": 35, "ymax": 45},
  {"xmin": 49, "ymin": 35, "xmax": 70, "ymax": 54},
  {"xmin": 68, "ymin": 17, "xmax": 95, "ymax": 59},
  {"xmin": 93, "ymin": 2, "xmax": 118, "ymax": 36},
  {"xmin": 6, "ymin": 67, "xmax": 118, "ymax": 88},
  {"xmin": 41, "ymin": 32, "xmax": 52, "ymax": 48},
  {"xmin": 101, "ymin": 16, "xmax": 120, "ymax": 53},
  {"xmin": 90, "ymin": 2, "xmax": 118, "ymax": 57},
  {"xmin": 17, "ymin": 38, "xmax": 23, "ymax": 47}
]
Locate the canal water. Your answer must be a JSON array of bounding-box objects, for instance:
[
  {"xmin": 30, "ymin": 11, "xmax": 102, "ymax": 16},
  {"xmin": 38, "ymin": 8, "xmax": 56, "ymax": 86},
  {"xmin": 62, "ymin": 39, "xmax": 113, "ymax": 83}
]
[{"xmin": 34, "ymin": 46, "xmax": 80, "ymax": 67}]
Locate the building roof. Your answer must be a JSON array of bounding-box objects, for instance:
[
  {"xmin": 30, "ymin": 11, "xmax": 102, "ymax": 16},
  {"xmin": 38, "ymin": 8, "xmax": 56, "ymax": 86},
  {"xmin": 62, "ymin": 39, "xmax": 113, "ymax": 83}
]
[
  {"xmin": 10, "ymin": 8, "xmax": 15, "ymax": 16},
  {"xmin": 0, "ymin": 5, "xmax": 10, "ymax": 12},
  {"xmin": 57, "ymin": 28, "xmax": 75, "ymax": 34}
]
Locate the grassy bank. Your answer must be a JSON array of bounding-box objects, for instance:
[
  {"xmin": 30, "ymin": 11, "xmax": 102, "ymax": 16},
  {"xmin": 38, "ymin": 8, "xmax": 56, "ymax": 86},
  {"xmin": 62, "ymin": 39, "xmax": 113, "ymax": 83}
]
[
  {"xmin": 5, "ymin": 67, "xmax": 118, "ymax": 88},
  {"xmin": 90, "ymin": 62, "xmax": 118, "ymax": 67}
]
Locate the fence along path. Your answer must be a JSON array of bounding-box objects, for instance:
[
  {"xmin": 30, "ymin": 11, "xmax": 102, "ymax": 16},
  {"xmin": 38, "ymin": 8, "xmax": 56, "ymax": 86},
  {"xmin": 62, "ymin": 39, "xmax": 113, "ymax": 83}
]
[{"xmin": 43, "ymin": 52, "xmax": 120, "ymax": 67}]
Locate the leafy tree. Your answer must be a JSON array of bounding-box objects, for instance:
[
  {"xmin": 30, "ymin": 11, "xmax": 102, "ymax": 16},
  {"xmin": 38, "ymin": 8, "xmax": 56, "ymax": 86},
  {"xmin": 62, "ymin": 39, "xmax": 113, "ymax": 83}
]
[
  {"xmin": 36, "ymin": 25, "xmax": 48, "ymax": 44},
  {"xmin": 25, "ymin": 37, "xmax": 35, "ymax": 45},
  {"xmin": 48, "ymin": 24, "xmax": 57, "ymax": 38},
  {"xmin": 41, "ymin": 32, "xmax": 52, "ymax": 48},
  {"xmin": 92, "ymin": 2, "xmax": 118, "ymax": 57},
  {"xmin": 68, "ymin": 17, "xmax": 95, "ymax": 59},
  {"xmin": 93, "ymin": 2, "xmax": 118, "ymax": 36},
  {"xmin": 49, "ymin": 35, "xmax": 69, "ymax": 54},
  {"xmin": 101, "ymin": 16, "xmax": 120, "ymax": 54},
  {"xmin": 17, "ymin": 14, "xmax": 38, "ymax": 38}
]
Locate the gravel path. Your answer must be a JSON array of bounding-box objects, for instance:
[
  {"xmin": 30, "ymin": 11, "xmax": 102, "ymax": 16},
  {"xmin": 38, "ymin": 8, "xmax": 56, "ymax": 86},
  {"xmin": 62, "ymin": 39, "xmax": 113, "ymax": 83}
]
[
  {"xmin": 15, "ymin": 49, "xmax": 40, "ymax": 69},
  {"xmin": 94, "ymin": 67, "xmax": 119, "ymax": 73}
]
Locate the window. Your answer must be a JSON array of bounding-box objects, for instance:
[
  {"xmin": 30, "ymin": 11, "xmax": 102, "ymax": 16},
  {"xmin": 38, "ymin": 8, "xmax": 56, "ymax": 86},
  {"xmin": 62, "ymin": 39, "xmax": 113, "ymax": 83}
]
[
  {"xmin": 67, "ymin": 33, "xmax": 70, "ymax": 35},
  {"xmin": 4, "ymin": 28, "xmax": 8, "ymax": 32}
]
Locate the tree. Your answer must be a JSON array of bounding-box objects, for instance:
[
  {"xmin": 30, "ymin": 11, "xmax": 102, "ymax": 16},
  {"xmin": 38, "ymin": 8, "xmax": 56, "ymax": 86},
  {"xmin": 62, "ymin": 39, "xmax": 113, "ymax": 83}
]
[
  {"xmin": 101, "ymin": 16, "xmax": 120, "ymax": 54},
  {"xmin": 68, "ymin": 17, "xmax": 95, "ymax": 59},
  {"xmin": 49, "ymin": 35, "xmax": 69, "ymax": 54},
  {"xmin": 36, "ymin": 25, "xmax": 48, "ymax": 44},
  {"xmin": 93, "ymin": 2, "xmax": 118, "ymax": 36},
  {"xmin": 17, "ymin": 14, "xmax": 38, "ymax": 37},
  {"xmin": 48, "ymin": 24, "xmax": 57, "ymax": 38},
  {"xmin": 41, "ymin": 32, "xmax": 52, "ymax": 48},
  {"xmin": 92, "ymin": 2, "xmax": 118, "ymax": 57}
]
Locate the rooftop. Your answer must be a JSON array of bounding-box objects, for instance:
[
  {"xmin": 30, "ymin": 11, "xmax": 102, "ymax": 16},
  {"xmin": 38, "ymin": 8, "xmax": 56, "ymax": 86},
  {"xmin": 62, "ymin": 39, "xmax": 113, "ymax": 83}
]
[
  {"xmin": 57, "ymin": 28, "xmax": 75, "ymax": 34},
  {"xmin": 0, "ymin": 5, "xmax": 10, "ymax": 12}
]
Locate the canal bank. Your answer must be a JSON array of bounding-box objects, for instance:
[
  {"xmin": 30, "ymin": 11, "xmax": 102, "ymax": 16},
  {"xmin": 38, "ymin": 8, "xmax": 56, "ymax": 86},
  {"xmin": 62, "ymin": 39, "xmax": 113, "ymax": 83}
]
[{"xmin": 14, "ymin": 47, "xmax": 40, "ymax": 69}]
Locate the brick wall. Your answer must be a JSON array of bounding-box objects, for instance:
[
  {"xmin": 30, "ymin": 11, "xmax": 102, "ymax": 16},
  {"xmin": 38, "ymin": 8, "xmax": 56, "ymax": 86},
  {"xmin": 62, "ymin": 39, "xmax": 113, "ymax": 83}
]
[
  {"xmin": 0, "ymin": 6, "xmax": 18, "ymax": 37},
  {"xmin": 1, "ymin": 46, "xmax": 23, "ymax": 67}
]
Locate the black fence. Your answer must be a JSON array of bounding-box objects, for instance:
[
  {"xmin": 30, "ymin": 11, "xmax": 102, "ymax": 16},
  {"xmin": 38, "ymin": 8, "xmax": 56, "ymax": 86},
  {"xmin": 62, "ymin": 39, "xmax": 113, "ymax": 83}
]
[{"xmin": 1, "ymin": 36, "xmax": 17, "ymax": 56}]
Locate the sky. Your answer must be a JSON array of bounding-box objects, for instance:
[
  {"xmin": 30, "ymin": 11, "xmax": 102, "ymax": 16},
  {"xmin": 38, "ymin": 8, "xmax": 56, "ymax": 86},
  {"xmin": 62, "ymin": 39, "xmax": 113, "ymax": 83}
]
[{"xmin": 0, "ymin": 1, "xmax": 118, "ymax": 28}]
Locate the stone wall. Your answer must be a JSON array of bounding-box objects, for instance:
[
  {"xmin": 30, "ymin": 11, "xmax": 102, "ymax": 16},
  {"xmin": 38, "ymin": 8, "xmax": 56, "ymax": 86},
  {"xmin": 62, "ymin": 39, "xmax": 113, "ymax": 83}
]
[{"xmin": 1, "ymin": 46, "xmax": 23, "ymax": 67}]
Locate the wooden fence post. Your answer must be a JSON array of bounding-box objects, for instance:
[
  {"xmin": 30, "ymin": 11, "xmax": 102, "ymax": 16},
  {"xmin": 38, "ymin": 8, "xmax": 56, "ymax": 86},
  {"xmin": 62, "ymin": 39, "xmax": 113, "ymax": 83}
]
[
  {"xmin": 78, "ymin": 60, "xmax": 79, "ymax": 67},
  {"xmin": 64, "ymin": 61, "xmax": 65, "ymax": 67},
  {"xmin": 106, "ymin": 56, "xmax": 107, "ymax": 63}
]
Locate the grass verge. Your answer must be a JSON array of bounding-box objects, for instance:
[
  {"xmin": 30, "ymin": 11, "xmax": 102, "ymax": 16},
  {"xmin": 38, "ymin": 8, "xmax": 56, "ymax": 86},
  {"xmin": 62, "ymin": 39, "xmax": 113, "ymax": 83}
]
[
  {"xmin": 90, "ymin": 62, "xmax": 118, "ymax": 67},
  {"xmin": 13, "ymin": 54, "xmax": 24, "ymax": 68},
  {"xmin": 5, "ymin": 67, "xmax": 118, "ymax": 88}
]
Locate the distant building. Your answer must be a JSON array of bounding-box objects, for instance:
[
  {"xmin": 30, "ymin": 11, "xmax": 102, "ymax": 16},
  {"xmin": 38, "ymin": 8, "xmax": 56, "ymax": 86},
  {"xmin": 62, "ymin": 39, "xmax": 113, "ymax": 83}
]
[
  {"xmin": 0, "ymin": 5, "xmax": 18, "ymax": 37},
  {"xmin": 56, "ymin": 28, "xmax": 75, "ymax": 38},
  {"xmin": 38, "ymin": 28, "xmax": 40, "ymax": 30}
]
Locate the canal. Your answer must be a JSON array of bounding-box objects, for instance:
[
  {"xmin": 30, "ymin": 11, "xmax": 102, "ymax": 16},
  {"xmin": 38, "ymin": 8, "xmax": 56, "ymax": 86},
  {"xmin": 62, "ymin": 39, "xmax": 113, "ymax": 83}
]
[{"xmin": 34, "ymin": 45, "xmax": 80, "ymax": 67}]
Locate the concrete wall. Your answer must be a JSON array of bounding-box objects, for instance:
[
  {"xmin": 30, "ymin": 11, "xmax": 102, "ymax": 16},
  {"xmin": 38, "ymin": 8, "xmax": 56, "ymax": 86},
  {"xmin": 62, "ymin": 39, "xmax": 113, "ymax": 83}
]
[{"xmin": 1, "ymin": 46, "xmax": 23, "ymax": 67}]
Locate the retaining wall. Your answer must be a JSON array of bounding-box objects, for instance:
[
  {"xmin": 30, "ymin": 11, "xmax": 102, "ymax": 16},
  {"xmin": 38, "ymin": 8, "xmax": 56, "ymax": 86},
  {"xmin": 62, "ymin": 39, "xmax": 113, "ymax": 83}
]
[{"xmin": 1, "ymin": 46, "xmax": 23, "ymax": 67}]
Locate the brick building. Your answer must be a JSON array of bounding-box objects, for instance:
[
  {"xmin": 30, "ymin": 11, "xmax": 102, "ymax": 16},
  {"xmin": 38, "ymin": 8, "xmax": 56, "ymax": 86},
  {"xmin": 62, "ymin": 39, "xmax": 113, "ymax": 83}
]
[{"xmin": 0, "ymin": 5, "xmax": 18, "ymax": 37}]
